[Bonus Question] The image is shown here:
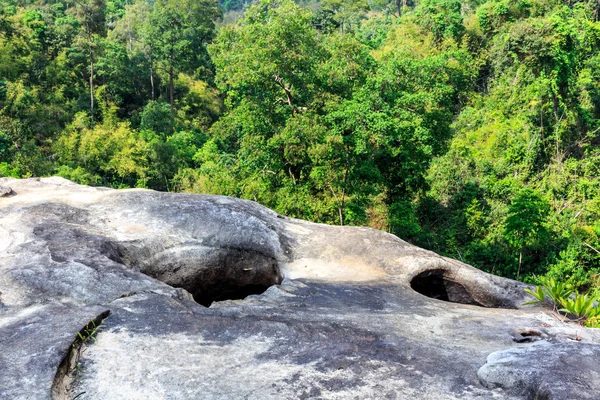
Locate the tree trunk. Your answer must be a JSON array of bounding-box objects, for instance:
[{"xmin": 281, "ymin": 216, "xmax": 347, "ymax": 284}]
[
  {"xmin": 552, "ymin": 92, "xmax": 560, "ymax": 161},
  {"xmin": 150, "ymin": 65, "xmax": 155, "ymax": 101},
  {"xmin": 396, "ymin": 0, "xmax": 402, "ymax": 17},
  {"xmin": 328, "ymin": 182, "xmax": 345, "ymax": 226},
  {"xmin": 338, "ymin": 156, "xmax": 349, "ymax": 226},
  {"xmin": 126, "ymin": 0, "xmax": 132, "ymax": 52},
  {"xmin": 169, "ymin": 59, "xmax": 174, "ymax": 114},
  {"xmin": 539, "ymin": 100, "xmax": 544, "ymax": 139},
  {"xmin": 517, "ymin": 250, "xmax": 523, "ymax": 280},
  {"xmin": 89, "ymin": 47, "xmax": 94, "ymax": 115},
  {"xmin": 338, "ymin": 186, "xmax": 345, "ymax": 226}
]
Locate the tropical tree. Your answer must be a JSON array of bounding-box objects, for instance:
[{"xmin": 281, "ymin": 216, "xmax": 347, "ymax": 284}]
[
  {"xmin": 144, "ymin": 0, "xmax": 220, "ymax": 114},
  {"xmin": 73, "ymin": 0, "xmax": 107, "ymax": 115},
  {"xmin": 503, "ymin": 189, "xmax": 550, "ymax": 279}
]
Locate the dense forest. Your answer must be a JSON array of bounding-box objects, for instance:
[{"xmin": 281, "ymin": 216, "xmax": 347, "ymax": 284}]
[{"xmin": 1, "ymin": 0, "xmax": 600, "ymax": 292}]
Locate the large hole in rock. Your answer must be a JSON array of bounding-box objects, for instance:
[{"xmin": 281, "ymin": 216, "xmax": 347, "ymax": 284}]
[
  {"xmin": 139, "ymin": 247, "xmax": 282, "ymax": 307},
  {"xmin": 410, "ymin": 269, "xmax": 486, "ymax": 307},
  {"xmin": 33, "ymin": 224, "xmax": 283, "ymax": 308}
]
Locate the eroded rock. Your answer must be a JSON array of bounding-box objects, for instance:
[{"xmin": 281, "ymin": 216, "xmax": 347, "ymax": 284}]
[
  {"xmin": 478, "ymin": 342, "xmax": 600, "ymax": 399},
  {"xmin": 0, "ymin": 177, "xmax": 598, "ymax": 399},
  {"xmin": 0, "ymin": 184, "xmax": 13, "ymax": 197}
]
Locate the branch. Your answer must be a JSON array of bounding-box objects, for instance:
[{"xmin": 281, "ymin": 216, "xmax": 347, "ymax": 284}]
[
  {"xmin": 583, "ymin": 242, "xmax": 600, "ymax": 255},
  {"xmin": 328, "ymin": 183, "xmax": 340, "ymax": 202},
  {"xmin": 273, "ymin": 75, "xmax": 294, "ymax": 115}
]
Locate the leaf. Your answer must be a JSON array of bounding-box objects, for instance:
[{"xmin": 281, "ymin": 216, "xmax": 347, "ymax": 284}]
[{"xmin": 524, "ymin": 286, "xmax": 545, "ymax": 304}]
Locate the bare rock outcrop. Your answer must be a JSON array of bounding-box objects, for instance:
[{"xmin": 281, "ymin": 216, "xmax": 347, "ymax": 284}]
[
  {"xmin": 0, "ymin": 177, "xmax": 598, "ymax": 399},
  {"xmin": 0, "ymin": 184, "xmax": 13, "ymax": 197}
]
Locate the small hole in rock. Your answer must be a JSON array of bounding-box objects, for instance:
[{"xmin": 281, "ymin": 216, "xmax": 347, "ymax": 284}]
[
  {"xmin": 513, "ymin": 329, "xmax": 543, "ymax": 343},
  {"xmin": 410, "ymin": 269, "xmax": 485, "ymax": 307},
  {"xmin": 520, "ymin": 329, "xmax": 542, "ymax": 337}
]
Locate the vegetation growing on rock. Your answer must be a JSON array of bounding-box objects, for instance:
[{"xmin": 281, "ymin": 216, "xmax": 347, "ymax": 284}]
[{"xmin": 524, "ymin": 277, "xmax": 600, "ymax": 327}]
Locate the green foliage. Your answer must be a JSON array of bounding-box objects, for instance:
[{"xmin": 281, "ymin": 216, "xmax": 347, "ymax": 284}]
[
  {"xmin": 524, "ymin": 277, "xmax": 599, "ymax": 327},
  {"xmin": 0, "ymin": 162, "xmax": 21, "ymax": 178},
  {"xmin": 585, "ymin": 305, "xmax": 600, "ymax": 328},
  {"xmin": 416, "ymin": 0, "xmax": 464, "ymax": 42},
  {"xmin": 0, "ymin": 131, "xmax": 9, "ymax": 161},
  {"xmin": 75, "ymin": 318, "xmax": 103, "ymax": 344},
  {"xmin": 477, "ymin": 0, "xmax": 531, "ymax": 34},
  {"xmin": 558, "ymin": 291, "xmax": 598, "ymax": 323},
  {"xmin": 523, "ymin": 285, "xmax": 546, "ymax": 305},
  {"xmin": 354, "ymin": 15, "xmax": 394, "ymax": 49},
  {"xmin": 503, "ymin": 188, "xmax": 550, "ymax": 278},
  {"xmin": 543, "ymin": 277, "xmax": 575, "ymax": 305},
  {"xmin": 219, "ymin": 0, "xmax": 251, "ymax": 13},
  {"xmin": 312, "ymin": 6, "xmax": 339, "ymax": 33},
  {"xmin": 140, "ymin": 101, "xmax": 172, "ymax": 137},
  {"xmin": 56, "ymin": 165, "xmax": 101, "ymax": 185},
  {"xmin": 210, "ymin": 0, "xmax": 322, "ymax": 112},
  {"xmin": 54, "ymin": 110, "xmax": 149, "ymax": 187},
  {"xmin": 319, "ymin": 0, "xmax": 370, "ymax": 34}
]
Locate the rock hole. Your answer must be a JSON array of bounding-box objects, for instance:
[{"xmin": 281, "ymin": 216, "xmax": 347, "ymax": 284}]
[
  {"xmin": 519, "ymin": 329, "xmax": 542, "ymax": 337},
  {"xmin": 194, "ymin": 281, "xmax": 279, "ymax": 307},
  {"xmin": 513, "ymin": 329, "xmax": 543, "ymax": 343},
  {"xmin": 139, "ymin": 247, "xmax": 283, "ymax": 307},
  {"xmin": 410, "ymin": 269, "xmax": 486, "ymax": 307}
]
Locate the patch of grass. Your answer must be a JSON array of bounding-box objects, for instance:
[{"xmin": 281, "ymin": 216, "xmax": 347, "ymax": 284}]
[{"xmin": 75, "ymin": 319, "xmax": 103, "ymax": 345}]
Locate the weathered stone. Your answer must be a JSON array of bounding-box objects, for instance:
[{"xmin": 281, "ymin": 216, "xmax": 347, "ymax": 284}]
[
  {"xmin": 478, "ymin": 342, "xmax": 600, "ymax": 399},
  {"xmin": 0, "ymin": 177, "xmax": 598, "ymax": 400},
  {"xmin": 0, "ymin": 184, "xmax": 13, "ymax": 197}
]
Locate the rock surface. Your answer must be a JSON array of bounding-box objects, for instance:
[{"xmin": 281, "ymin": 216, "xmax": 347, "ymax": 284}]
[
  {"xmin": 0, "ymin": 184, "xmax": 13, "ymax": 197},
  {"xmin": 0, "ymin": 177, "xmax": 598, "ymax": 400},
  {"xmin": 478, "ymin": 342, "xmax": 600, "ymax": 399}
]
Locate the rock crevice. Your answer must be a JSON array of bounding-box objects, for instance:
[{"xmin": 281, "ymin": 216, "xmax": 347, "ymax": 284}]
[{"xmin": 52, "ymin": 311, "xmax": 111, "ymax": 400}]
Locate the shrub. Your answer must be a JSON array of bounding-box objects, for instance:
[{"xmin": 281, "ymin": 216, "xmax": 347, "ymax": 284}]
[{"xmin": 524, "ymin": 277, "xmax": 599, "ymax": 328}]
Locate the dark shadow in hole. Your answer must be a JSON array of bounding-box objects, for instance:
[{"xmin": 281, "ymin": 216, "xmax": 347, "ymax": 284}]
[
  {"xmin": 520, "ymin": 330, "xmax": 542, "ymax": 337},
  {"xmin": 410, "ymin": 269, "xmax": 485, "ymax": 307},
  {"xmin": 513, "ymin": 329, "xmax": 543, "ymax": 343},
  {"xmin": 194, "ymin": 282, "xmax": 277, "ymax": 307},
  {"xmin": 142, "ymin": 248, "xmax": 282, "ymax": 308},
  {"xmin": 188, "ymin": 251, "xmax": 281, "ymax": 307}
]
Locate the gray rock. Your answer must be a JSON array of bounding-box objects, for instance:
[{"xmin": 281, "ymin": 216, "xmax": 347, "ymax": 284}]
[
  {"xmin": 478, "ymin": 342, "xmax": 600, "ymax": 399},
  {"xmin": 0, "ymin": 177, "xmax": 598, "ymax": 400},
  {"xmin": 0, "ymin": 184, "xmax": 13, "ymax": 197}
]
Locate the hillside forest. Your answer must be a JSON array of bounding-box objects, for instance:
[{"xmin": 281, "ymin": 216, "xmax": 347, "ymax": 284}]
[{"xmin": 1, "ymin": 0, "xmax": 600, "ymax": 292}]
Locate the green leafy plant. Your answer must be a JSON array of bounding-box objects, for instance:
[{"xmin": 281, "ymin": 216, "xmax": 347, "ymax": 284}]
[
  {"xmin": 523, "ymin": 285, "xmax": 545, "ymax": 305},
  {"xmin": 75, "ymin": 319, "xmax": 103, "ymax": 345},
  {"xmin": 559, "ymin": 292, "xmax": 599, "ymax": 325},
  {"xmin": 524, "ymin": 278, "xmax": 599, "ymax": 327},
  {"xmin": 523, "ymin": 277, "xmax": 573, "ymax": 309},
  {"xmin": 585, "ymin": 307, "xmax": 600, "ymax": 328},
  {"xmin": 542, "ymin": 278, "xmax": 574, "ymax": 310}
]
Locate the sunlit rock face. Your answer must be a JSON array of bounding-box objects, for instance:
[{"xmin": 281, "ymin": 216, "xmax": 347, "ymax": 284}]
[{"xmin": 1, "ymin": 177, "xmax": 598, "ymax": 400}]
